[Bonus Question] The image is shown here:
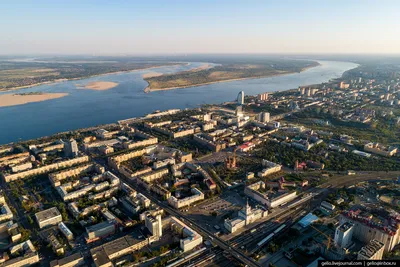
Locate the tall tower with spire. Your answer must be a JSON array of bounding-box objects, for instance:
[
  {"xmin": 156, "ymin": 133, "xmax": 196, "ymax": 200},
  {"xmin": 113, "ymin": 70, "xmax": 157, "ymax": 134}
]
[{"xmin": 239, "ymin": 198, "xmax": 253, "ymax": 225}]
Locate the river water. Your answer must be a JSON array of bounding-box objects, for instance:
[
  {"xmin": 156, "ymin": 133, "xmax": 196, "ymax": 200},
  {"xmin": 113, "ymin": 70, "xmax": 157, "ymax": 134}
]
[{"xmin": 0, "ymin": 60, "xmax": 358, "ymax": 144}]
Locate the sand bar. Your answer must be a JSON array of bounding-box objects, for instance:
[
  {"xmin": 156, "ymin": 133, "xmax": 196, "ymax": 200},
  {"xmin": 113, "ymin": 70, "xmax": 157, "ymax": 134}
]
[
  {"xmin": 0, "ymin": 93, "xmax": 68, "ymax": 108},
  {"xmin": 142, "ymin": 72, "xmax": 163, "ymax": 79},
  {"xmin": 78, "ymin": 81, "xmax": 119, "ymax": 91}
]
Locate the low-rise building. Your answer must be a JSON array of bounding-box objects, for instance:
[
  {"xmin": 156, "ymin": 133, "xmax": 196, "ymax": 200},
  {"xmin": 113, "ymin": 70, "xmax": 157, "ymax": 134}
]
[
  {"xmin": 244, "ymin": 181, "xmax": 297, "ymax": 208},
  {"xmin": 3, "ymin": 155, "xmax": 89, "ymax": 182},
  {"xmin": 257, "ymin": 160, "xmax": 282, "ymax": 178},
  {"xmin": 168, "ymin": 188, "xmax": 204, "ymax": 209},
  {"xmin": 364, "ymin": 142, "xmax": 398, "ymax": 157},
  {"xmin": 90, "ymin": 234, "xmax": 156, "ymax": 267},
  {"xmin": 170, "ymin": 216, "xmax": 203, "ymax": 252},
  {"xmin": 35, "ymin": 207, "xmax": 62, "ymax": 229},
  {"xmin": 86, "ymin": 221, "xmax": 116, "ymax": 243},
  {"xmin": 50, "ymin": 252, "xmax": 85, "ymax": 267},
  {"xmin": 58, "ymin": 222, "xmax": 74, "ymax": 241}
]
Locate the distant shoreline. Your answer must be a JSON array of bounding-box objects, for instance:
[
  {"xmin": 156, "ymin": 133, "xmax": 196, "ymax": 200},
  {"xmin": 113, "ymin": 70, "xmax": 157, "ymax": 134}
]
[
  {"xmin": 144, "ymin": 63, "xmax": 320, "ymax": 93},
  {"xmin": 0, "ymin": 63, "xmax": 187, "ymax": 93}
]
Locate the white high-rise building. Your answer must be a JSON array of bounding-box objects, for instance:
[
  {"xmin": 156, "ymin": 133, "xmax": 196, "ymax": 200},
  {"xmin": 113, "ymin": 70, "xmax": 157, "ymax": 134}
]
[
  {"xmin": 334, "ymin": 222, "xmax": 354, "ymax": 249},
  {"xmin": 237, "ymin": 91, "xmax": 245, "ymax": 105},
  {"xmin": 145, "ymin": 213, "xmax": 162, "ymax": 239}
]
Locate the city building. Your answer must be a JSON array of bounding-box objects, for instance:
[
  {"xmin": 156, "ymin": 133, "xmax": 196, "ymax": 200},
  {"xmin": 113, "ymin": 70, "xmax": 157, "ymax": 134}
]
[
  {"xmin": 168, "ymin": 188, "xmax": 205, "ymax": 209},
  {"xmin": 357, "ymin": 239, "xmax": 384, "ymax": 260},
  {"xmin": 224, "ymin": 200, "xmax": 268, "ymax": 233},
  {"xmin": 85, "ymin": 221, "xmax": 116, "ymax": 243},
  {"xmin": 143, "ymin": 212, "xmax": 162, "ymax": 239},
  {"xmin": 237, "ymin": 91, "xmax": 245, "ymax": 105},
  {"xmin": 4, "ymin": 240, "xmax": 39, "ymax": 267},
  {"xmin": 63, "ymin": 138, "xmax": 79, "ymax": 158},
  {"xmin": 90, "ymin": 234, "xmax": 156, "ymax": 267},
  {"xmin": 334, "ymin": 222, "xmax": 354, "ymax": 249},
  {"xmin": 364, "ymin": 142, "xmax": 398, "ymax": 157},
  {"xmin": 50, "ymin": 252, "xmax": 85, "ymax": 267},
  {"xmin": 3, "ymin": 155, "xmax": 89, "ymax": 182},
  {"xmin": 0, "ymin": 195, "xmax": 13, "ymax": 223},
  {"xmin": 244, "ymin": 181, "xmax": 297, "ymax": 208},
  {"xmin": 170, "ymin": 217, "xmax": 203, "ymax": 252},
  {"xmin": 35, "ymin": 207, "xmax": 62, "ymax": 229},
  {"xmin": 257, "ymin": 112, "xmax": 270, "ymax": 123},
  {"xmin": 257, "ymin": 93, "xmax": 269, "ymax": 101},
  {"xmin": 58, "ymin": 222, "xmax": 74, "ymax": 241},
  {"xmin": 257, "ymin": 160, "xmax": 282, "ymax": 178}
]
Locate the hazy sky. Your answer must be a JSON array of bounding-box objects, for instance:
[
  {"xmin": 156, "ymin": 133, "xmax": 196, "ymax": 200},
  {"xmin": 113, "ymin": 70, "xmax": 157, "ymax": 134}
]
[{"xmin": 1, "ymin": 0, "xmax": 399, "ymax": 55}]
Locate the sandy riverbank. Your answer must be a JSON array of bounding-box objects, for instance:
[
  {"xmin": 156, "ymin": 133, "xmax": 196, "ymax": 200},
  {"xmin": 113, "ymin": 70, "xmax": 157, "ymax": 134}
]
[
  {"xmin": 77, "ymin": 81, "xmax": 119, "ymax": 91},
  {"xmin": 0, "ymin": 93, "xmax": 68, "ymax": 108},
  {"xmin": 144, "ymin": 63, "xmax": 320, "ymax": 93}
]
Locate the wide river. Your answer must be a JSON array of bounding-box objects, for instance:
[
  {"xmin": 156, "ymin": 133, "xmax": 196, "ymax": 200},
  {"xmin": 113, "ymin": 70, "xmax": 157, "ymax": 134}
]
[{"xmin": 0, "ymin": 60, "xmax": 358, "ymax": 145}]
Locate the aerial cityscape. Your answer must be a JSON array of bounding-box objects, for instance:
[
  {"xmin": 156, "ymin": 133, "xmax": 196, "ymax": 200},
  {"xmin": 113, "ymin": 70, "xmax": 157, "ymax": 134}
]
[{"xmin": 1, "ymin": 1, "xmax": 400, "ymax": 267}]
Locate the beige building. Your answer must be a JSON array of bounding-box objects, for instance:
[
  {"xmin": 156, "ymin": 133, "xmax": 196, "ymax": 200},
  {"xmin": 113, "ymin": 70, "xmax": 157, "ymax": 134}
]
[
  {"xmin": 90, "ymin": 235, "xmax": 156, "ymax": 267},
  {"xmin": 86, "ymin": 221, "xmax": 116, "ymax": 242},
  {"xmin": 257, "ymin": 160, "xmax": 282, "ymax": 178},
  {"xmin": 3, "ymin": 155, "xmax": 89, "ymax": 182},
  {"xmin": 224, "ymin": 201, "xmax": 268, "ymax": 233},
  {"xmin": 0, "ymin": 152, "xmax": 30, "ymax": 167},
  {"xmin": 170, "ymin": 217, "xmax": 203, "ymax": 252},
  {"xmin": 3, "ymin": 240, "xmax": 39, "ymax": 267},
  {"xmin": 364, "ymin": 142, "xmax": 398, "ymax": 157},
  {"xmin": 49, "ymin": 163, "xmax": 104, "ymax": 187},
  {"xmin": 35, "ymin": 207, "xmax": 62, "ymax": 229},
  {"xmin": 244, "ymin": 181, "xmax": 297, "ymax": 208},
  {"xmin": 139, "ymin": 168, "xmax": 169, "ymax": 183},
  {"xmin": 50, "ymin": 252, "xmax": 84, "ymax": 267},
  {"xmin": 1, "ymin": 252, "xmax": 39, "ymax": 267},
  {"xmin": 168, "ymin": 188, "xmax": 204, "ymax": 209},
  {"xmin": 108, "ymin": 148, "xmax": 147, "ymax": 170}
]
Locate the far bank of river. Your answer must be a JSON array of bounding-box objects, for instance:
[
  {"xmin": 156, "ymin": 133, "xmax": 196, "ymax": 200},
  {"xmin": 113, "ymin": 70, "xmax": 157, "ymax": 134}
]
[
  {"xmin": 144, "ymin": 63, "xmax": 320, "ymax": 92},
  {"xmin": 0, "ymin": 60, "xmax": 358, "ymax": 145}
]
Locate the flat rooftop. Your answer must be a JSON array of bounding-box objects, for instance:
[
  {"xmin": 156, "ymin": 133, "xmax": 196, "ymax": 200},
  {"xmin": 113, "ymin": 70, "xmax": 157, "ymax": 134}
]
[
  {"xmin": 35, "ymin": 207, "xmax": 61, "ymax": 222},
  {"xmin": 338, "ymin": 222, "xmax": 353, "ymax": 232}
]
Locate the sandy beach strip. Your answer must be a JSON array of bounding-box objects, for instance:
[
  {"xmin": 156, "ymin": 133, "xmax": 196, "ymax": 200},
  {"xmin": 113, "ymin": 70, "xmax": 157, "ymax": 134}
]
[
  {"xmin": 142, "ymin": 72, "xmax": 164, "ymax": 79},
  {"xmin": 0, "ymin": 93, "xmax": 68, "ymax": 108},
  {"xmin": 77, "ymin": 81, "xmax": 119, "ymax": 91}
]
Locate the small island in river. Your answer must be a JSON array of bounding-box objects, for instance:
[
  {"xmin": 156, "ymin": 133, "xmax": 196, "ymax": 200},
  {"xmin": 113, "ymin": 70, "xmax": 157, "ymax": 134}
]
[{"xmin": 0, "ymin": 92, "xmax": 68, "ymax": 108}]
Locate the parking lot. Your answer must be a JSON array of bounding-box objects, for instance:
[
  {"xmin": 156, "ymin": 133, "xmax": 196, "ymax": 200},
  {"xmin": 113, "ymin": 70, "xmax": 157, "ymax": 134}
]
[{"xmin": 184, "ymin": 190, "xmax": 248, "ymax": 233}]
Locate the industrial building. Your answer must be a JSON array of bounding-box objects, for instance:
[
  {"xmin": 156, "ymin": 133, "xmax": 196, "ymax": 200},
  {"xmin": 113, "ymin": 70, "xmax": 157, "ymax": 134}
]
[
  {"xmin": 334, "ymin": 222, "xmax": 354, "ymax": 249},
  {"xmin": 357, "ymin": 239, "xmax": 384, "ymax": 260},
  {"xmin": 340, "ymin": 208, "xmax": 400, "ymax": 252}
]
